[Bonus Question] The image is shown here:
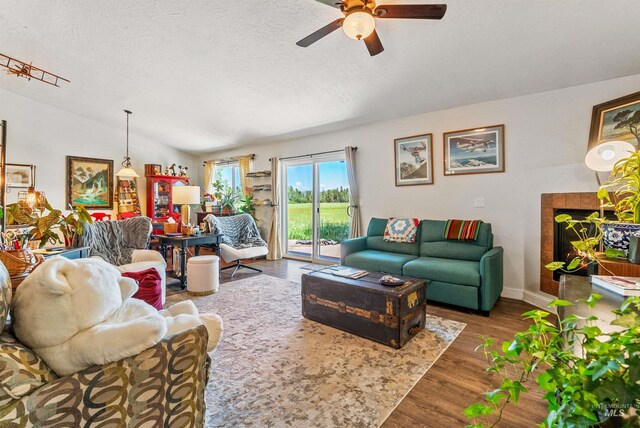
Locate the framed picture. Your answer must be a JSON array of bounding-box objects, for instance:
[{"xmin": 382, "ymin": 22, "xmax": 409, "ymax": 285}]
[
  {"xmin": 443, "ymin": 125, "xmax": 505, "ymax": 176},
  {"xmin": 6, "ymin": 164, "xmax": 33, "ymax": 188},
  {"xmin": 66, "ymin": 156, "xmax": 114, "ymax": 209},
  {"xmin": 589, "ymin": 91, "xmax": 640, "ymax": 149},
  {"xmin": 394, "ymin": 133, "xmax": 434, "ymax": 186}
]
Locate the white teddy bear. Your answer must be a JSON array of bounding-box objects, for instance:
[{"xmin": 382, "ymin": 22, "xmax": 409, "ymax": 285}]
[{"xmin": 11, "ymin": 257, "xmax": 223, "ymax": 376}]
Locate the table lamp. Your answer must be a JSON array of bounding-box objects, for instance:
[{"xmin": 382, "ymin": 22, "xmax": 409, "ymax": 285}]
[{"xmin": 172, "ymin": 185, "xmax": 200, "ymax": 225}]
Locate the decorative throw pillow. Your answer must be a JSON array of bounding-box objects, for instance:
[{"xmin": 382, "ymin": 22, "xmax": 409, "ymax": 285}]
[
  {"xmin": 0, "ymin": 332, "xmax": 56, "ymax": 409},
  {"xmin": 383, "ymin": 218, "xmax": 420, "ymax": 243},
  {"xmin": 0, "ymin": 263, "xmax": 12, "ymax": 332},
  {"xmin": 122, "ymin": 268, "xmax": 163, "ymax": 310}
]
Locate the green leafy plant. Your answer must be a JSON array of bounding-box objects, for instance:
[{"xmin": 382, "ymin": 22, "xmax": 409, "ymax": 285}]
[
  {"xmin": 219, "ymin": 187, "xmax": 236, "ymax": 212},
  {"xmin": 211, "ymin": 179, "xmax": 225, "ymax": 201},
  {"xmin": 5, "ymin": 200, "xmax": 92, "ymax": 248},
  {"xmin": 465, "ymin": 296, "xmax": 640, "ymax": 428},
  {"xmin": 599, "ymin": 150, "xmax": 640, "ymax": 224},
  {"xmin": 545, "ymin": 212, "xmax": 624, "ymax": 275},
  {"xmin": 237, "ymin": 195, "xmax": 256, "ymax": 217}
]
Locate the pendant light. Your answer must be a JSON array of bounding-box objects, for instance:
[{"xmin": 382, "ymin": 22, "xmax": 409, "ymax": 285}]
[
  {"xmin": 17, "ymin": 165, "xmax": 46, "ymax": 212},
  {"xmin": 115, "ymin": 109, "xmax": 140, "ymax": 178}
]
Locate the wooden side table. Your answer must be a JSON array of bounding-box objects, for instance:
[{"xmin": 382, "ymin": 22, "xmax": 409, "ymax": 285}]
[
  {"xmin": 592, "ymin": 252, "xmax": 640, "ymax": 277},
  {"xmin": 157, "ymin": 234, "xmax": 221, "ymax": 289}
]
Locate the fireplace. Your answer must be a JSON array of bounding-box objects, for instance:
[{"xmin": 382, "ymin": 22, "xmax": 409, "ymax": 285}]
[
  {"xmin": 540, "ymin": 193, "xmax": 613, "ymax": 295},
  {"xmin": 552, "ymin": 209, "xmax": 618, "ymax": 281}
]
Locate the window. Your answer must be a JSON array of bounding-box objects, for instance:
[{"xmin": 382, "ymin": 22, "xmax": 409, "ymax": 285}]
[{"xmin": 215, "ymin": 162, "xmax": 243, "ymax": 199}]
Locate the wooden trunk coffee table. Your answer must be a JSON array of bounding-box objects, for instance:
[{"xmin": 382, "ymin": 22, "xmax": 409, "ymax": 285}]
[{"xmin": 301, "ymin": 266, "xmax": 427, "ymax": 349}]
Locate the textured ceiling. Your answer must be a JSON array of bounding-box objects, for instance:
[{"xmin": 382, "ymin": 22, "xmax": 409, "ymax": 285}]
[{"xmin": 1, "ymin": 0, "xmax": 640, "ymax": 153}]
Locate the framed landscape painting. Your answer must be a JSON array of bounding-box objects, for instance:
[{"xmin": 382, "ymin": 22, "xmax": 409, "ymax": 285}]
[
  {"xmin": 589, "ymin": 91, "xmax": 640, "ymax": 149},
  {"xmin": 66, "ymin": 156, "xmax": 114, "ymax": 209},
  {"xmin": 443, "ymin": 125, "xmax": 505, "ymax": 176},
  {"xmin": 6, "ymin": 163, "xmax": 33, "ymax": 188},
  {"xmin": 394, "ymin": 133, "xmax": 433, "ymax": 186}
]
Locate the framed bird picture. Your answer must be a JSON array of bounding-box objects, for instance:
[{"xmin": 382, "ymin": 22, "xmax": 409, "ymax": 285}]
[{"xmin": 394, "ymin": 133, "xmax": 434, "ymax": 186}]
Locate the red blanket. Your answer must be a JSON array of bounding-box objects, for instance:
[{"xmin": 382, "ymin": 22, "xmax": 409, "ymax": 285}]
[{"xmin": 122, "ymin": 268, "xmax": 163, "ymax": 310}]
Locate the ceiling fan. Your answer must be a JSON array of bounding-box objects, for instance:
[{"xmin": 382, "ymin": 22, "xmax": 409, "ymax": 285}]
[{"xmin": 296, "ymin": 0, "xmax": 447, "ymax": 56}]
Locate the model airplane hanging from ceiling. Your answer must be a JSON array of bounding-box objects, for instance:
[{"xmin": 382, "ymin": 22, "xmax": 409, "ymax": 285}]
[{"xmin": 0, "ymin": 53, "xmax": 70, "ymax": 87}]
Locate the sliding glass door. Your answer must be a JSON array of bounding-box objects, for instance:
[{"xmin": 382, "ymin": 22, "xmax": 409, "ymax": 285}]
[{"xmin": 282, "ymin": 154, "xmax": 350, "ymax": 262}]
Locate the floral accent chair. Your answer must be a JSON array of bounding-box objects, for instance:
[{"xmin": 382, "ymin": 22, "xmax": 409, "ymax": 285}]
[{"xmin": 0, "ymin": 261, "xmax": 211, "ymax": 426}]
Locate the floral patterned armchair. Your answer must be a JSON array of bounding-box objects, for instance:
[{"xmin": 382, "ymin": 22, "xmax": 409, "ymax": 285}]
[{"xmin": 0, "ymin": 261, "xmax": 210, "ymax": 426}]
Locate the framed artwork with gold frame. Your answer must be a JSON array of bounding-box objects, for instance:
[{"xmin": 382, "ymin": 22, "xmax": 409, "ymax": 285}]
[
  {"xmin": 588, "ymin": 91, "xmax": 640, "ymax": 149},
  {"xmin": 66, "ymin": 156, "xmax": 114, "ymax": 209}
]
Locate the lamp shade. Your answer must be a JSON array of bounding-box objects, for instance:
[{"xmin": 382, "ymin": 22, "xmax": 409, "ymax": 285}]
[
  {"xmin": 172, "ymin": 185, "xmax": 201, "ymax": 205},
  {"xmin": 115, "ymin": 166, "xmax": 140, "ymax": 178},
  {"xmin": 585, "ymin": 140, "xmax": 635, "ymax": 172},
  {"xmin": 343, "ymin": 11, "xmax": 375, "ymax": 40}
]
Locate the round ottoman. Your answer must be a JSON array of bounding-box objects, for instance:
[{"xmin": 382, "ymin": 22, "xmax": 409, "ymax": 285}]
[{"xmin": 187, "ymin": 255, "xmax": 220, "ymax": 296}]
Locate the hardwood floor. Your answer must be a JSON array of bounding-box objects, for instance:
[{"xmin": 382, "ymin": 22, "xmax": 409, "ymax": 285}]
[{"xmin": 166, "ymin": 257, "xmax": 547, "ymax": 427}]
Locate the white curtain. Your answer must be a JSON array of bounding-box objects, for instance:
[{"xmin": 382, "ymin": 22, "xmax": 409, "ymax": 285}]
[
  {"xmin": 203, "ymin": 162, "xmax": 215, "ymax": 195},
  {"xmin": 345, "ymin": 146, "xmax": 361, "ymax": 238},
  {"xmin": 266, "ymin": 157, "xmax": 282, "ymax": 260}
]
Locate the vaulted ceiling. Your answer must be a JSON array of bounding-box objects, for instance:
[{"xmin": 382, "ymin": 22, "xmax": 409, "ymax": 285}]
[{"xmin": 1, "ymin": 0, "xmax": 639, "ymax": 153}]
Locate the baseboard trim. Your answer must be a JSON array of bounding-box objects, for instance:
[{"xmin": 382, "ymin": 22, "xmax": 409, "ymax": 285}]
[
  {"xmin": 501, "ymin": 287, "xmax": 524, "ymax": 300},
  {"xmin": 523, "ymin": 290, "xmax": 556, "ymax": 311}
]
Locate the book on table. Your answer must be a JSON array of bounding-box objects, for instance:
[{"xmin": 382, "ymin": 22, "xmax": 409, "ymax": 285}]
[
  {"xmin": 332, "ymin": 267, "xmax": 368, "ymax": 279},
  {"xmin": 590, "ymin": 275, "xmax": 640, "ymax": 296}
]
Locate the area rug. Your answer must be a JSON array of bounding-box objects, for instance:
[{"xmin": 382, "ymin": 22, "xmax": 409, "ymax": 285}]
[{"xmin": 166, "ymin": 275, "xmax": 465, "ymax": 427}]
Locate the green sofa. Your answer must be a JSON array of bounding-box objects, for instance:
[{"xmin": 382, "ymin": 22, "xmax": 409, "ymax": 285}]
[{"xmin": 340, "ymin": 218, "xmax": 504, "ymax": 315}]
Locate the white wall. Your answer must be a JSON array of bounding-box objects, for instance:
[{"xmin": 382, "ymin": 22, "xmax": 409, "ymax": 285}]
[
  {"xmin": 0, "ymin": 88, "xmax": 199, "ymax": 219},
  {"xmin": 197, "ymin": 73, "xmax": 640, "ymax": 303}
]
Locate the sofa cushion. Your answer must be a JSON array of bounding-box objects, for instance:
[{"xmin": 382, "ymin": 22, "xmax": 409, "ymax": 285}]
[
  {"xmin": 366, "ymin": 218, "xmax": 420, "ymax": 256},
  {"xmin": 0, "ymin": 332, "xmax": 57, "ymax": 409},
  {"xmin": 402, "ymin": 256, "xmax": 481, "ymax": 287},
  {"xmin": 344, "ymin": 250, "xmax": 418, "ymax": 276},
  {"xmin": 419, "ymin": 219, "xmax": 492, "ymax": 261}
]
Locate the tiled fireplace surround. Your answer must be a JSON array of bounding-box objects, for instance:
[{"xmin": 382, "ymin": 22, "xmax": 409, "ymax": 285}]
[{"xmin": 540, "ymin": 192, "xmax": 611, "ymax": 296}]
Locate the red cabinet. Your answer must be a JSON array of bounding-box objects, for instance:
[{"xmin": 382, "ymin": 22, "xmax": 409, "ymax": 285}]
[{"xmin": 145, "ymin": 175, "xmax": 189, "ymax": 222}]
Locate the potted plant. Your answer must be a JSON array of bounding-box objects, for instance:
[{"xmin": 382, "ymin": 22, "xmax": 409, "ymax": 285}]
[
  {"xmin": 465, "ymin": 296, "xmax": 640, "ymax": 428},
  {"xmin": 237, "ymin": 195, "xmax": 256, "ymax": 218},
  {"xmin": 5, "ymin": 200, "xmax": 92, "ymax": 248},
  {"xmin": 219, "ymin": 188, "xmax": 236, "ymax": 215},
  {"xmin": 598, "ymin": 150, "xmax": 640, "ymax": 255}
]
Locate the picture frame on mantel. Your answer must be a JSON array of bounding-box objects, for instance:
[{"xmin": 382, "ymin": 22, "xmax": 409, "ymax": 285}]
[
  {"xmin": 394, "ymin": 133, "xmax": 434, "ymax": 186},
  {"xmin": 66, "ymin": 156, "xmax": 114, "ymax": 209},
  {"xmin": 588, "ymin": 90, "xmax": 640, "ymax": 150},
  {"xmin": 443, "ymin": 124, "xmax": 505, "ymax": 176}
]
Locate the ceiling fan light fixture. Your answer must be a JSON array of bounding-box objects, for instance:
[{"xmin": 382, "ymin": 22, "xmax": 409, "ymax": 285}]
[{"xmin": 343, "ymin": 10, "xmax": 375, "ymax": 40}]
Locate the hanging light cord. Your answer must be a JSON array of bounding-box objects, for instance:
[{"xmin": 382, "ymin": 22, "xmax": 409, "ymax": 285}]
[{"xmin": 123, "ymin": 109, "xmax": 132, "ymax": 167}]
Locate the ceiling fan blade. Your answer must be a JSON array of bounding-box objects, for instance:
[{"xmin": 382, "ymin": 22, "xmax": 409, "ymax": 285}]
[
  {"xmin": 296, "ymin": 18, "xmax": 345, "ymax": 48},
  {"xmin": 313, "ymin": 0, "xmax": 343, "ymax": 9},
  {"xmin": 375, "ymin": 4, "xmax": 447, "ymax": 19},
  {"xmin": 364, "ymin": 30, "xmax": 384, "ymax": 56}
]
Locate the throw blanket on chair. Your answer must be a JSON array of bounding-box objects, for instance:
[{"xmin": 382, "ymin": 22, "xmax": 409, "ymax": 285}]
[
  {"xmin": 204, "ymin": 214, "xmax": 267, "ymax": 249},
  {"xmin": 443, "ymin": 219, "xmax": 483, "ymax": 241},
  {"xmin": 76, "ymin": 217, "xmax": 152, "ymax": 265}
]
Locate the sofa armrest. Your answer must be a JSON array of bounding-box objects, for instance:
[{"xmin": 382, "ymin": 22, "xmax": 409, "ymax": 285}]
[
  {"xmin": 3, "ymin": 326, "xmax": 210, "ymax": 426},
  {"xmin": 132, "ymin": 249, "xmax": 167, "ymax": 266},
  {"xmin": 340, "ymin": 236, "xmax": 368, "ymax": 264},
  {"xmin": 479, "ymin": 246, "xmax": 504, "ymax": 313}
]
